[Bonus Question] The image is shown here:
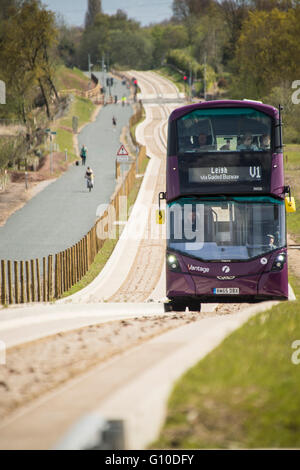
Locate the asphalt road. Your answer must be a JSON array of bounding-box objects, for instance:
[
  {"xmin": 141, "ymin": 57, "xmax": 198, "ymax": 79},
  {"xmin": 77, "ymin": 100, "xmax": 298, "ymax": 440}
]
[{"xmin": 0, "ymin": 73, "xmax": 133, "ymax": 261}]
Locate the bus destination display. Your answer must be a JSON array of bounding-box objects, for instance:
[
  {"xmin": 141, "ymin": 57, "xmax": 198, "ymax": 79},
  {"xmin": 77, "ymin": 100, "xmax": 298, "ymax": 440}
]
[{"xmin": 189, "ymin": 166, "xmax": 262, "ymax": 184}]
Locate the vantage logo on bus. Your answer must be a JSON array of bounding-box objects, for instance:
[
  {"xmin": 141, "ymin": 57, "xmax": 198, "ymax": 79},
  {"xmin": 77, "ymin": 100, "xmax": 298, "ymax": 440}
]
[{"xmin": 189, "ymin": 166, "xmax": 262, "ymax": 183}]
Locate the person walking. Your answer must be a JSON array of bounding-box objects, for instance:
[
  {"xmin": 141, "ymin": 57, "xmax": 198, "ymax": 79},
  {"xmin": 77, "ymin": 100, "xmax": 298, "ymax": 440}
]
[
  {"xmin": 112, "ymin": 116, "xmax": 117, "ymax": 128},
  {"xmin": 80, "ymin": 145, "xmax": 87, "ymax": 166}
]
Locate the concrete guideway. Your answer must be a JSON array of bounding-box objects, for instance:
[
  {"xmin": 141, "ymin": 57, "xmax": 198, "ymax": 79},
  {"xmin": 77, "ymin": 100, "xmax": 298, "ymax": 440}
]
[
  {"xmin": 0, "ymin": 300, "xmax": 280, "ymax": 450},
  {"xmin": 0, "ymin": 303, "xmax": 165, "ymax": 349}
]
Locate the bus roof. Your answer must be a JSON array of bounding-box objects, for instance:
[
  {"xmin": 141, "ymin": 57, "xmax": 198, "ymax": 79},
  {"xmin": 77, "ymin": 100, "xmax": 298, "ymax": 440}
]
[{"xmin": 170, "ymin": 100, "xmax": 279, "ymax": 121}]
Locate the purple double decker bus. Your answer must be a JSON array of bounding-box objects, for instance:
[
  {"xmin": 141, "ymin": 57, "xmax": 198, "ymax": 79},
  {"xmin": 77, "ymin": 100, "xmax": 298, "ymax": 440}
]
[{"xmin": 165, "ymin": 100, "xmax": 289, "ymax": 311}]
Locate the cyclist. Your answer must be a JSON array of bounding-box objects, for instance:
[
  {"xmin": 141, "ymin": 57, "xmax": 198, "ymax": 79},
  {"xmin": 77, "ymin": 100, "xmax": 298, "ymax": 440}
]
[{"xmin": 85, "ymin": 166, "xmax": 94, "ymax": 192}]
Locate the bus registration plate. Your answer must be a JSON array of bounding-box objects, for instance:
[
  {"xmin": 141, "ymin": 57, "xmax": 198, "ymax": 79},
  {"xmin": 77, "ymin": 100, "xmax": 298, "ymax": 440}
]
[{"xmin": 213, "ymin": 288, "xmax": 239, "ymax": 295}]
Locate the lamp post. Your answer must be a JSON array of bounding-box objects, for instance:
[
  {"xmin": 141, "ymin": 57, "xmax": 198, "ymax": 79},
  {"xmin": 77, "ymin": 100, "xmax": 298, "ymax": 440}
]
[{"xmin": 45, "ymin": 129, "xmax": 57, "ymax": 175}]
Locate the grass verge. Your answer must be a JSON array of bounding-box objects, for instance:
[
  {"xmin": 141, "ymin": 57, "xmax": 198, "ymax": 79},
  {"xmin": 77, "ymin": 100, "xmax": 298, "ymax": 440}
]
[
  {"xmin": 153, "ymin": 276, "xmax": 300, "ymax": 449},
  {"xmin": 54, "ymin": 96, "xmax": 96, "ymax": 162},
  {"xmin": 55, "ymin": 65, "xmax": 90, "ymax": 92},
  {"xmin": 60, "ymin": 96, "xmax": 96, "ymax": 130},
  {"xmin": 285, "ymin": 144, "xmax": 300, "ymax": 243}
]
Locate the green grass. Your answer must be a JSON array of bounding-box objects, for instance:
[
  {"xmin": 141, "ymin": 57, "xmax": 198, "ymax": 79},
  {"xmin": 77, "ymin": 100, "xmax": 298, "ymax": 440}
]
[
  {"xmin": 287, "ymin": 197, "xmax": 300, "ymax": 244},
  {"xmin": 130, "ymin": 108, "xmax": 146, "ymax": 147},
  {"xmin": 55, "ymin": 65, "xmax": 90, "ymax": 92},
  {"xmin": 60, "ymin": 96, "xmax": 96, "ymax": 130},
  {"xmin": 153, "ymin": 278, "xmax": 300, "ymax": 449},
  {"xmin": 285, "ymin": 144, "xmax": 300, "ymax": 243},
  {"xmin": 61, "ymin": 236, "xmax": 119, "ymax": 298},
  {"xmin": 53, "ymin": 96, "xmax": 96, "ymax": 160},
  {"xmin": 55, "ymin": 128, "xmax": 77, "ymax": 162},
  {"xmin": 285, "ymin": 144, "xmax": 300, "ymax": 170}
]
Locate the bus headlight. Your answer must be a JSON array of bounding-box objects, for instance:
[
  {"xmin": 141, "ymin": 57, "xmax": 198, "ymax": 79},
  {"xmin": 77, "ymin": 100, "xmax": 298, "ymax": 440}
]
[
  {"xmin": 167, "ymin": 254, "xmax": 181, "ymax": 272},
  {"xmin": 271, "ymin": 253, "xmax": 286, "ymax": 271}
]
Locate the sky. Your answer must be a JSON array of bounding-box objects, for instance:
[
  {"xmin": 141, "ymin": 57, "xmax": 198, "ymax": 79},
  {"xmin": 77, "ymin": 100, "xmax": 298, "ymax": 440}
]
[{"xmin": 43, "ymin": 0, "xmax": 174, "ymax": 27}]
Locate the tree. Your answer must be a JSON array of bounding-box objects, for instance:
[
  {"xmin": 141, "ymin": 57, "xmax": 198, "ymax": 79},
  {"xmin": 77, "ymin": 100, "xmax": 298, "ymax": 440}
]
[
  {"xmin": 233, "ymin": 7, "xmax": 300, "ymax": 97},
  {"xmin": 85, "ymin": 0, "xmax": 102, "ymax": 29},
  {"xmin": 172, "ymin": 0, "xmax": 217, "ymax": 20},
  {"xmin": 0, "ymin": 0, "xmax": 58, "ymax": 123}
]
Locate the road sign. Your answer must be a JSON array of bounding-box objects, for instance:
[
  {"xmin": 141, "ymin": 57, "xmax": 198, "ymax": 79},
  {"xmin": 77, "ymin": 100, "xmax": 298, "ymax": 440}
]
[
  {"xmin": 117, "ymin": 145, "xmax": 128, "ymax": 156},
  {"xmin": 117, "ymin": 155, "xmax": 131, "ymax": 163}
]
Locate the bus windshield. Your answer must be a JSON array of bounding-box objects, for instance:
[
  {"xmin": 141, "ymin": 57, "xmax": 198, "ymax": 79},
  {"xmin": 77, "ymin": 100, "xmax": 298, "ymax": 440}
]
[
  {"xmin": 177, "ymin": 107, "xmax": 272, "ymax": 154},
  {"xmin": 167, "ymin": 197, "xmax": 286, "ymax": 261}
]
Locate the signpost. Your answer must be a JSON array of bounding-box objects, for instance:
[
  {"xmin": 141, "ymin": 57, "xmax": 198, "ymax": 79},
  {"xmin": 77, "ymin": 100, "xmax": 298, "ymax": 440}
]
[{"xmin": 115, "ymin": 145, "xmax": 133, "ymax": 183}]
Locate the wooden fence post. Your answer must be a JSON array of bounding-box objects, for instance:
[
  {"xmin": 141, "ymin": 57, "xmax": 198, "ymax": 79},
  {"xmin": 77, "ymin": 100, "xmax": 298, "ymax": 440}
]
[
  {"xmin": 55, "ymin": 254, "xmax": 59, "ymax": 298},
  {"xmin": 1, "ymin": 260, "xmax": 6, "ymax": 305},
  {"xmin": 20, "ymin": 261, "xmax": 25, "ymax": 304},
  {"xmin": 59, "ymin": 253, "xmax": 63, "ymax": 296},
  {"xmin": 7, "ymin": 260, "xmax": 13, "ymax": 304},
  {"xmin": 25, "ymin": 261, "xmax": 30, "ymax": 303},
  {"xmin": 36, "ymin": 259, "xmax": 41, "ymax": 302},
  {"xmin": 62, "ymin": 251, "xmax": 67, "ymax": 293},
  {"xmin": 43, "ymin": 257, "xmax": 47, "ymax": 302},
  {"xmin": 48, "ymin": 255, "xmax": 53, "ymax": 301},
  {"xmin": 14, "ymin": 261, "xmax": 19, "ymax": 304},
  {"xmin": 31, "ymin": 259, "xmax": 36, "ymax": 302}
]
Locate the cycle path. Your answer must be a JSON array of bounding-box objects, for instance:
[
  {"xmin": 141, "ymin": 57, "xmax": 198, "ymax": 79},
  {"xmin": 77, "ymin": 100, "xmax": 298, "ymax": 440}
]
[{"xmin": 0, "ymin": 73, "xmax": 133, "ymax": 261}]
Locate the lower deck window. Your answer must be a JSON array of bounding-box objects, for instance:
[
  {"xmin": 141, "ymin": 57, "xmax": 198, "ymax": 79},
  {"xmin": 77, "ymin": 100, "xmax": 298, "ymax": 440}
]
[{"xmin": 167, "ymin": 197, "xmax": 286, "ymax": 261}]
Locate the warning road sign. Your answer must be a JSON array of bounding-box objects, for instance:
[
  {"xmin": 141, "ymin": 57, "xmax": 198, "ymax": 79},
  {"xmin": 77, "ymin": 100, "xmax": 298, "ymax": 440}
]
[{"xmin": 117, "ymin": 145, "xmax": 128, "ymax": 156}]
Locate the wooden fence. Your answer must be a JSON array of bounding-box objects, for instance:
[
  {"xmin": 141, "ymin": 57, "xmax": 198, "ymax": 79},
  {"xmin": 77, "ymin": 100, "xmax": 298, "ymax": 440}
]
[
  {"xmin": 59, "ymin": 83, "xmax": 101, "ymax": 100},
  {"xmin": 0, "ymin": 145, "xmax": 147, "ymax": 305}
]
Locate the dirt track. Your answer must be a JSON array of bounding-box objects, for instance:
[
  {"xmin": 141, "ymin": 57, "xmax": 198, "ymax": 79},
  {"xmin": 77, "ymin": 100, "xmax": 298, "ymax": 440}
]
[{"xmin": 0, "ymin": 303, "xmax": 245, "ymax": 423}]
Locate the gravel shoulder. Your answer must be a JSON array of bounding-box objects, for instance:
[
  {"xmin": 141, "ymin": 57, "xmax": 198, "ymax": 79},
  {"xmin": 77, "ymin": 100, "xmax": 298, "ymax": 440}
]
[{"xmin": 0, "ymin": 303, "xmax": 243, "ymax": 423}]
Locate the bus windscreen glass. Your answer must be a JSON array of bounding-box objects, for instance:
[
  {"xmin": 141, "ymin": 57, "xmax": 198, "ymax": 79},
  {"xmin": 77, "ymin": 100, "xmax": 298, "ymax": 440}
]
[
  {"xmin": 177, "ymin": 107, "xmax": 272, "ymax": 154},
  {"xmin": 167, "ymin": 197, "xmax": 285, "ymax": 261}
]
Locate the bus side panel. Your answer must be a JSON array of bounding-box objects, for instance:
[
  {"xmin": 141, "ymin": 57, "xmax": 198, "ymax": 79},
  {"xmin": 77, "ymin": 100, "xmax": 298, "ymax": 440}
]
[{"xmin": 270, "ymin": 153, "xmax": 285, "ymax": 195}]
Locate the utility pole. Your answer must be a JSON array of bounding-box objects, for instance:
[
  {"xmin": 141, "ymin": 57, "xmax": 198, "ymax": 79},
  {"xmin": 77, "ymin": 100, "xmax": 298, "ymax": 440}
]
[
  {"xmin": 102, "ymin": 53, "xmax": 105, "ymax": 95},
  {"xmin": 189, "ymin": 63, "xmax": 192, "ymax": 102},
  {"xmin": 107, "ymin": 52, "xmax": 110, "ymax": 73},
  {"xmin": 204, "ymin": 53, "xmax": 207, "ymax": 101}
]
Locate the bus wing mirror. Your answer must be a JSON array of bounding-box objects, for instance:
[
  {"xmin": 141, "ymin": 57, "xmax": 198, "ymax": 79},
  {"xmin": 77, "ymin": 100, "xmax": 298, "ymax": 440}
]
[
  {"xmin": 156, "ymin": 210, "xmax": 165, "ymax": 225},
  {"xmin": 157, "ymin": 192, "xmax": 166, "ymax": 224},
  {"xmin": 285, "ymin": 196, "xmax": 296, "ymax": 213}
]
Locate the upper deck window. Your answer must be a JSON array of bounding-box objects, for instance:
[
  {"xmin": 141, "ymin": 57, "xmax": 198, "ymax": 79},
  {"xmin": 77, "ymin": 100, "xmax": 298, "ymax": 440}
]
[{"xmin": 177, "ymin": 107, "xmax": 272, "ymax": 154}]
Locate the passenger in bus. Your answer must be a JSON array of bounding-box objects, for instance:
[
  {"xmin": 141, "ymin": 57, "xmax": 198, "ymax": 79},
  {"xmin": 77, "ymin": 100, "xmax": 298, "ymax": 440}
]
[
  {"xmin": 198, "ymin": 133, "xmax": 208, "ymax": 146},
  {"xmin": 220, "ymin": 139, "xmax": 231, "ymax": 150},
  {"xmin": 260, "ymin": 134, "xmax": 271, "ymax": 150},
  {"xmin": 237, "ymin": 133, "xmax": 258, "ymax": 151},
  {"xmin": 196, "ymin": 133, "xmax": 215, "ymax": 150}
]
